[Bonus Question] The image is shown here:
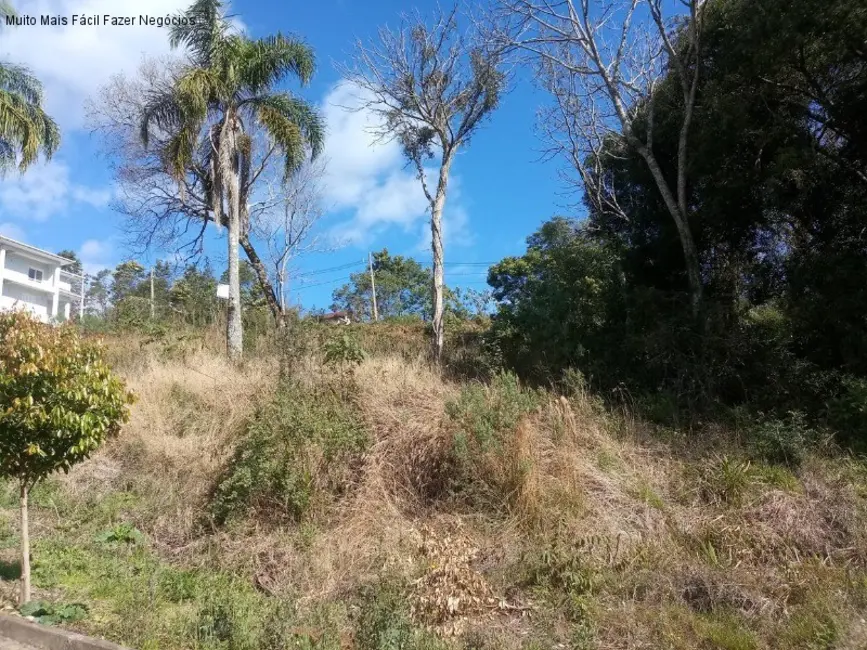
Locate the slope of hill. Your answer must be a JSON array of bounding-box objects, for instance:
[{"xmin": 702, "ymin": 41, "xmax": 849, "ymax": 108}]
[{"xmin": 1, "ymin": 324, "xmax": 865, "ymax": 649}]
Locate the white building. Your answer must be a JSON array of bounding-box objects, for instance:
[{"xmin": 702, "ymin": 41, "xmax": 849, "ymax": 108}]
[{"xmin": 0, "ymin": 235, "xmax": 83, "ymax": 323}]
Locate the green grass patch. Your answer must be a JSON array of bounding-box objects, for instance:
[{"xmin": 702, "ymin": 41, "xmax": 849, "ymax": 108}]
[
  {"xmin": 28, "ymin": 534, "xmax": 298, "ymax": 650},
  {"xmin": 446, "ymin": 372, "xmax": 542, "ymax": 511},
  {"xmin": 355, "ymin": 581, "xmax": 448, "ymax": 650},
  {"xmin": 210, "ymin": 380, "xmax": 368, "ymax": 525}
]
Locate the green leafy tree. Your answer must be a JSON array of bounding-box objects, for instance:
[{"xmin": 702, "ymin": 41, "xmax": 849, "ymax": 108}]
[
  {"xmin": 170, "ymin": 262, "xmax": 218, "ymax": 325},
  {"xmin": 110, "ymin": 261, "xmax": 150, "ymax": 327},
  {"xmin": 488, "ymin": 217, "xmax": 626, "ymax": 380},
  {"xmin": 111, "ymin": 261, "xmax": 146, "ymax": 304},
  {"xmin": 0, "ymin": 3, "xmax": 60, "ymax": 173},
  {"xmin": 85, "ymin": 269, "xmax": 112, "ymax": 317},
  {"xmin": 140, "ymin": 0, "xmax": 324, "ymax": 358},
  {"xmin": 55, "ymin": 250, "xmax": 82, "ymax": 277},
  {"xmin": 332, "ymin": 250, "xmax": 430, "ymax": 321},
  {"xmin": 0, "ymin": 311, "xmax": 134, "ymax": 604},
  {"xmin": 490, "ymin": 0, "xmax": 867, "ymax": 429}
]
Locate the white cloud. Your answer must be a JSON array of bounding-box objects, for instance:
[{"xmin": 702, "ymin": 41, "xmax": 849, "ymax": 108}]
[
  {"xmin": 0, "ymin": 222, "xmax": 27, "ymax": 240},
  {"xmin": 321, "ymin": 82, "xmax": 474, "ymax": 249},
  {"xmin": 80, "ymin": 238, "xmax": 110, "ymax": 258},
  {"xmin": 78, "ymin": 237, "xmax": 113, "ymax": 275},
  {"xmin": 0, "ymin": 160, "xmax": 112, "ymax": 221},
  {"xmin": 1, "ymin": 0, "xmax": 244, "ymax": 129},
  {"xmin": 412, "ymin": 178, "xmax": 474, "ymax": 254}
]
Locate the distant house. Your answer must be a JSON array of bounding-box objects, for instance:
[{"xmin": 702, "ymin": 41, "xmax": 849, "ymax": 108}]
[
  {"xmin": 317, "ymin": 310, "xmax": 352, "ymax": 325},
  {"xmin": 0, "ymin": 235, "xmax": 82, "ymax": 323}
]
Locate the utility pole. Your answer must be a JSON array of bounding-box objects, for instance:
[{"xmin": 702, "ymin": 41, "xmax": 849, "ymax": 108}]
[
  {"xmin": 150, "ymin": 266, "xmax": 155, "ymax": 319},
  {"xmin": 79, "ymin": 273, "xmax": 85, "ymax": 320},
  {"xmin": 368, "ymin": 252, "xmax": 378, "ymax": 322}
]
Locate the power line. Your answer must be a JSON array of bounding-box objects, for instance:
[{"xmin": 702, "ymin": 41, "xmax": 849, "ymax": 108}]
[
  {"xmin": 296, "ymin": 259, "xmax": 366, "ymax": 277},
  {"xmin": 294, "ymin": 258, "xmax": 495, "ymax": 277},
  {"xmin": 293, "ymin": 275, "xmax": 356, "ymax": 290},
  {"xmin": 288, "ymin": 254, "xmax": 496, "ymax": 294}
]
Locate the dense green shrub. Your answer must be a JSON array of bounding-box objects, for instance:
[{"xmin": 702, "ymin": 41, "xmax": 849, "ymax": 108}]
[
  {"xmin": 209, "ymin": 382, "xmax": 368, "ymax": 525},
  {"xmin": 446, "ymin": 372, "xmax": 542, "ymax": 510},
  {"xmin": 354, "ymin": 583, "xmax": 446, "ymax": 650},
  {"xmin": 323, "ymin": 332, "xmax": 367, "ymax": 366},
  {"xmin": 745, "ymin": 412, "xmax": 817, "ymax": 468},
  {"xmin": 826, "ymin": 376, "xmax": 867, "ymax": 449}
]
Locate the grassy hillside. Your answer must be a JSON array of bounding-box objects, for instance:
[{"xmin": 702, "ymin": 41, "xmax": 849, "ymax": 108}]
[{"xmin": 1, "ymin": 324, "xmax": 866, "ymax": 649}]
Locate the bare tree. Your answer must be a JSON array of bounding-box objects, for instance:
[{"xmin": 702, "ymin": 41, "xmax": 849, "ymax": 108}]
[
  {"xmin": 340, "ymin": 4, "xmax": 507, "ymax": 363},
  {"xmin": 494, "ymin": 0, "xmax": 705, "ymax": 316},
  {"xmin": 87, "ymin": 57, "xmax": 292, "ymax": 328},
  {"xmin": 252, "ymin": 157, "xmax": 330, "ymax": 318}
]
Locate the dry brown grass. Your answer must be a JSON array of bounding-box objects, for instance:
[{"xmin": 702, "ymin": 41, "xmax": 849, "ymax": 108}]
[
  {"xmin": 243, "ymin": 352, "xmax": 866, "ymax": 645},
  {"xmin": 19, "ymin": 334, "xmax": 867, "ymax": 649},
  {"xmin": 62, "ymin": 347, "xmax": 277, "ymax": 548}
]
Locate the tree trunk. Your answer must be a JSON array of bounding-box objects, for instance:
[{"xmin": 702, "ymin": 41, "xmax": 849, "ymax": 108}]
[
  {"xmin": 239, "ymin": 233, "xmax": 285, "ymax": 328},
  {"xmin": 636, "ymin": 146, "xmax": 703, "ymax": 317},
  {"xmin": 19, "ymin": 482, "xmax": 30, "ymax": 605},
  {"xmin": 430, "ymin": 158, "xmax": 452, "ymax": 364},
  {"xmin": 222, "ymin": 116, "xmax": 243, "ymax": 360}
]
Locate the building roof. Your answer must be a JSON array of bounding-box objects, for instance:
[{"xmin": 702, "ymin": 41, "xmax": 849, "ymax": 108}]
[{"xmin": 0, "ymin": 235, "xmax": 75, "ymax": 266}]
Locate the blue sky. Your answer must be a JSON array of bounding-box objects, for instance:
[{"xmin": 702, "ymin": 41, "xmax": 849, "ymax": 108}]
[{"xmin": 0, "ymin": 0, "xmax": 567, "ymax": 310}]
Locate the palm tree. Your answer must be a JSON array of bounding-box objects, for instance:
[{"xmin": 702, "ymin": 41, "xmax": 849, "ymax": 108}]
[
  {"xmin": 0, "ymin": 2, "xmax": 60, "ymax": 173},
  {"xmin": 140, "ymin": 0, "xmax": 324, "ymax": 359}
]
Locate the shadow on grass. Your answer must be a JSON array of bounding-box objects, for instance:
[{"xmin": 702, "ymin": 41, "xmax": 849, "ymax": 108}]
[{"xmin": 0, "ymin": 559, "xmax": 21, "ymax": 580}]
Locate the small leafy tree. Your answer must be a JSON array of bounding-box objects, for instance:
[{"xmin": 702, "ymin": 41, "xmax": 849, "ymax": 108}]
[
  {"xmin": 323, "ymin": 332, "xmax": 367, "ymax": 367},
  {"xmin": 0, "ymin": 311, "xmax": 135, "ymax": 604}
]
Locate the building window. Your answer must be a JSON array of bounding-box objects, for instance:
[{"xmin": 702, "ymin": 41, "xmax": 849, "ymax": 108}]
[{"xmin": 28, "ymin": 268, "xmax": 44, "ymax": 282}]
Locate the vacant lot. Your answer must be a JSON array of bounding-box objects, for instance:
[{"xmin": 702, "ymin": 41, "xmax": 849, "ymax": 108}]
[{"xmin": 1, "ymin": 326, "xmax": 865, "ymax": 649}]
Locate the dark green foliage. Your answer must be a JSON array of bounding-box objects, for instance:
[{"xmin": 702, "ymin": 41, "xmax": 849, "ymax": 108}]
[
  {"xmin": 486, "ymin": 0, "xmax": 867, "ymax": 449},
  {"xmin": 209, "ymin": 382, "xmax": 368, "ymax": 525},
  {"xmin": 333, "ymin": 249, "xmax": 431, "ymax": 321},
  {"xmin": 826, "ymin": 377, "xmax": 867, "ymax": 449},
  {"xmin": 323, "ymin": 332, "xmax": 367, "ymax": 366},
  {"xmin": 19, "ymin": 600, "xmax": 88, "ymax": 625},
  {"xmin": 354, "ymin": 583, "xmax": 446, "ymax": 650},
  {"xmin": 446, "ymin": 372, "xmax": 541, "ymax": 510},
  {"xmin": 170, "ymin": 262, "xmax": 219, "ymax": 326},
  {"xmin": 745, "ymin": 412, "xmax": 818, "ymax": 468},
  {"xmin": 487, "ymin": 217, "xmax": 626, "ymax": 382},
  {"xmin": 331, "ymin": 249, "xmax": 485, "ymax": 323},
  {"xmin": 95, "ymin": 522, "xmax": 145, "ymax": 545}
]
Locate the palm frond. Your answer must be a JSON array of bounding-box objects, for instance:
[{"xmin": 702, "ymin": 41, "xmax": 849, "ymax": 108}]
[
  {"xmin": 169, "ymin": 0, "xmax": 230, "ymax": 66},
  {"xmin": 35, "ymin": 106, "xmax": 60, "ymax": 159},
  {"xmin": 140, "ymin": 92, "xmax": 185, "ymax": 147},
  {"xmin": 243, "ymin": 92, "xmax": 324, "ymax": 168},
  {"xmin": 0, "ymin": 89, "xmax": 51, "ymax": 170},
  {"xmin": 175, "ymin": 67, "xmax": 222, "ymax": 120},
  {"xmin": 0, "ymin": 1, "xmax": 15, "ymax": 20},
  {"xmin": 239, "ymin": 33, "xmax": 316, "ymax": 95},
  {"xmin": 213, "ymin": 35, "xmax": 246, "ymax": 96},
  {"xmin": 0, "ymin": 64, "xmax": 42, "ymax": 105},
  {"xmin": 161, "ymin": 124, "xmax": 198, "ymax": 184},
  {"xmin": 254, "ymin": 108, "xmax": 304, "ymax": 177}
]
